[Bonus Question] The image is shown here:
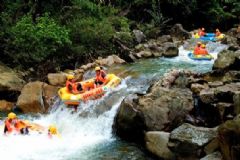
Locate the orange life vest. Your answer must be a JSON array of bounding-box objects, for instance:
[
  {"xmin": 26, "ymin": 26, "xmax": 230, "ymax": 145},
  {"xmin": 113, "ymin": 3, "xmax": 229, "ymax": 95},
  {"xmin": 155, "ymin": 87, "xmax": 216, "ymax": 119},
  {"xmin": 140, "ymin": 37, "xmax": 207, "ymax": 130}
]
[
  {"xmin": 198, "ymin": 30, "xmax": 205, "ymax": 37},
  {"xmin": 194, "ymin": 46, "xmax": 201, "ymax": 55},
  {"xmin": 215, "ymin": 31, "xmax": 221, "ymax": 37},
  {"xmin": 4, "ymin": 119, "xmax": 14, "ymax": 133},
  {"xmin": 198, "ymin": 48, "xmax": 208, "ymax": 55},
  {"xmin": 66, "ymin": 81, "xmax": 84, "ymax": 94},
  {"xmin": 95, "ymin": 70, "xmax": 107, "ymax": 84}
]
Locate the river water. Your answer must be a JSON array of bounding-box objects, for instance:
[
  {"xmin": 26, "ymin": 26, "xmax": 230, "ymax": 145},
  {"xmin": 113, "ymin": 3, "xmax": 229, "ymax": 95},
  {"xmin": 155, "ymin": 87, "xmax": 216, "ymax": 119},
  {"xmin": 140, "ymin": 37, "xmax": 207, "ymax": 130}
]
[{"xmin": 0, "ymin": 43, "xmax": 227, "ymax": 160}]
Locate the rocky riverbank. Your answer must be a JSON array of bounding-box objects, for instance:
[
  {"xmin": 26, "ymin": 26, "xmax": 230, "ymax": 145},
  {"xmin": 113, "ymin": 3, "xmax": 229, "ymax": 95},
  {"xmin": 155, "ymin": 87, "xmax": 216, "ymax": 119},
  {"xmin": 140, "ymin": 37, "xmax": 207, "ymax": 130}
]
[{"xmin": 113, "ymin": 28, "xmax": 240, "ymax": 159}]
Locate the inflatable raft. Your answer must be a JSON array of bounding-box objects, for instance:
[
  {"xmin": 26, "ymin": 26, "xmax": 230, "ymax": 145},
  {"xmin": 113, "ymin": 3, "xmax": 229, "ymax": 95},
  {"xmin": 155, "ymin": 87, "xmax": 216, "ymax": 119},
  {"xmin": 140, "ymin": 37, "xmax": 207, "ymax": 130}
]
[
  {"xmin": 188, "ymin": 52, "xmax": 213, "ymax": 61},
  {"xmin": 195, "ymin": 33, "xmax": 224, "ymax": 41},
  {"xmin": 58, "ymin": 74, "xmax": 121, "ymax": 105}
]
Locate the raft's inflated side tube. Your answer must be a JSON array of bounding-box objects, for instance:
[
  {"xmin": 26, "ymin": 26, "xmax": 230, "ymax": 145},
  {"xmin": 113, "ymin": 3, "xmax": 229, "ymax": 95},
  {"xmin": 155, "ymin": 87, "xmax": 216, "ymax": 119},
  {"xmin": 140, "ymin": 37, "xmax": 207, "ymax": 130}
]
[
  {"xmin": 58, "ymin": 74, "xmax": 121, "ymax": 105},
  {"xmin": 205, "ymin": 33, "xmax": 215, "ymax": 37},
  {"xmin": 199, "ymin": 36, "xmax": 216, "ymax": 41},
  {"xmin": 188, "ymin": 52, "xmax": 213, "ymax": 61}
]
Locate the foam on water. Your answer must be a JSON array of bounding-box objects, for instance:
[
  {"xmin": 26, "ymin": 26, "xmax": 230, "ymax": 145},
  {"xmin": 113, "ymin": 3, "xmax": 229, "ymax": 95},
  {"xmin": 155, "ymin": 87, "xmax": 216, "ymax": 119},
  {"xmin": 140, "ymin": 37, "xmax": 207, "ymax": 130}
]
[
  {"xmin": 0, "ymin": 82, "xmax": 127, "ymax": 160},
  {"xmin": 0, "ymin": 42, "xmax": 228, "ymax": 160}
]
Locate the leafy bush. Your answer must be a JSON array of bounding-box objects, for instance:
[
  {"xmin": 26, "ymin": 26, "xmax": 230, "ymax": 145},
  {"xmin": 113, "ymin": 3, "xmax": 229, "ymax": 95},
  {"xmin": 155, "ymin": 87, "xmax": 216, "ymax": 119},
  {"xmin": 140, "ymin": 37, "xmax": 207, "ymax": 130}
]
[{"xmin": 8, "ymin": 14, "xmax": 71, "ymax": 64}]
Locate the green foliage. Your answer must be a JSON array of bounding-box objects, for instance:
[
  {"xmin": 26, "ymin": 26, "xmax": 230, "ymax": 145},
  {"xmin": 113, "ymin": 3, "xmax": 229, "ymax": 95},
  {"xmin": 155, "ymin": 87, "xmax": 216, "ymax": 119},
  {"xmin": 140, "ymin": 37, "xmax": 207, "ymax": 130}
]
[{"xmin": 9, "ymin": 14, "xmax": 71, "ymax": 64}]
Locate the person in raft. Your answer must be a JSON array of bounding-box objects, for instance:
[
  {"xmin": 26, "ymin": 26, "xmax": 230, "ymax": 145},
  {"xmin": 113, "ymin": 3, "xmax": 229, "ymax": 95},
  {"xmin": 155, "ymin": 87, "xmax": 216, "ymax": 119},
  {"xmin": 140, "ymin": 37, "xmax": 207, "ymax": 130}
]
[
  {"xmin": 215, "ymin": 29, "xmax": 221, "ymax": 37},
  {"xmin": 193, "ymin": 42, "xmax": 202, "ymax": 55},
  {"xmin": 198, "ymin": 44, "xmax": 209, "ymax": 55},
  {"xmin": 66, "ymin": 74, "xmax": 84, "ymax": 94},
  {"xmin": 4, "ymin": 112, "xmax": 29, "ymax": 135},
  {"xmin": 48, "ymin": 125, "xmax": 61, "ymax": 138},
  {"xmin": 198, "ymin": 28, "xmax": 205, "ymax": 37},
  {"xmin": 94, "ymin": 66, "xmax": 107, "ymax": 87}
]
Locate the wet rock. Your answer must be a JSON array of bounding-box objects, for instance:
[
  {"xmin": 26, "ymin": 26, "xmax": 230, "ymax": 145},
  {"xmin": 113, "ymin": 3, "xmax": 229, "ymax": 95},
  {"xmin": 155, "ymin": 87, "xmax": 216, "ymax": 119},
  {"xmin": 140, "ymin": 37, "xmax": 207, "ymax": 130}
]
[
  {"xmin": 114, "ymin": 94, "xmax": 145, "ymax": 142},
  {"xmin": 145, "ymin": 131, "xmax": 174, "ymax": 160},
  {"xmin": 218, "ymin": 119, "xmax": 240, "ymax": 160},
  {"xmin": 138, "ymin": 87, "xmax": 193, "ymax": 131},
  {"xmin": 168, "ymin": 123, "xmax": 217, "ymax": 157},
  {"xmin": 0, "ymin": 100, "xmax": 14, "ymax": 111},
  {"xmin": 213, "ymin": 50, "xmax": 240, "ymax": 70},
  {"xmin": 0, "ymin": 63, "xmax": 25, "ymax": 92},
  {"xmin": 162, "ymin": 42, "xmax": 179, "ymax": 57},
  {"xmin": 43, "ymin": 84, "xmax": 59, "ymax": 107},
  {"xmin": 170, "ymin": 23, "xmax": 191, "ymax": 41},
  {"xmin": 133, "ymin": 29, "xmax": 146, "ymax": 43},
  {"xmin": 200, "ymin": 151, "xmax": 222, "ymax": 160},
  {"xmin": 17, "ymin": 81, "xmax": 58, "ymax": 113},
  {"xmin": 47, "ymin": 73, "xmax": 66, "ymax": 86}
]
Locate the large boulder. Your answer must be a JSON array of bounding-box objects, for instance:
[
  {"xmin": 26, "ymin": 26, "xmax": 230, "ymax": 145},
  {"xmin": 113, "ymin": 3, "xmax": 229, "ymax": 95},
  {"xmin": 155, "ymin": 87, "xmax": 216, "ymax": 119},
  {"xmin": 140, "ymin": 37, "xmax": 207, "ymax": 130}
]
[
  {"xmin": 138, "ymin": 87, "xmax": 193, "ymax": 131},
  {"xmin": 213, "ymin": 50, "xmax": 240, "ymax": 70},
  {"xmin": 95, "ymin": 55, "xmax": 126, "ymax": 66},
  {"xmin": 133, "ymin": 29, "xmax": 146, "ymax": 43},
  {"xmin": 47, "ymin": 73, "xmax": 67, "ymax": 86},
  {"xmin": 135, "ymin": 50, "xmax": 153, "ymax": 58},
  {"xmin": 113, "ymin": 94, "xmax": 145, "ymax": 142},
  {"xmin": 218, "ymin": 119, "xmax": 240, "ymax": 160},
  {"xmin": 170, "ymin": 23, "xmax": 191, "ymax": 41},
  {"xmin": 168, "ymin": 123, "xmax": 217, "ymax": 157},
  {"xmin": 200, "ymin": 83, "xmax": 240, "ymax": 104},
  {"xmin": 162, "ymin": 42, "xmax": 179, "ymax": 57},
  {"xmin": 0, "ymin": 100, "xmax": 14, "ymax": 111},
  {"xmin": 16, "ymin": 81, "xmax": 58, "ymax": 113},
  {"xmin": 0, "ymin": 63, "xmax": 25, "ymax": 91},
  {"xmin": 145, "ymin": 131, "xmax": 174, "ymax": 160}
]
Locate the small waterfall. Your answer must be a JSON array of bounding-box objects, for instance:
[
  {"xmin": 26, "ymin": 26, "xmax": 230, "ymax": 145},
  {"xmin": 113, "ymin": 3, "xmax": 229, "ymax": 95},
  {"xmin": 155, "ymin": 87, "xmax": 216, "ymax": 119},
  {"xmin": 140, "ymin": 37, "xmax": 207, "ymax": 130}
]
[
  {"xmin": 0, "ymin": 40, "xmax": 228, "ymax": 160},
  {"xmin": 0, "ymin": 81, "xmax": 128, "ymax": 160}
]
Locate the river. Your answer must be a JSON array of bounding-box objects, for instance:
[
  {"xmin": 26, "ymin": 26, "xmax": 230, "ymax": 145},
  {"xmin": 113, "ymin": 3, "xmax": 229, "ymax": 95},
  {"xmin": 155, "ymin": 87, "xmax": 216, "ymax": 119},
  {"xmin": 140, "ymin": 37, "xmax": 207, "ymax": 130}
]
[{"xmin": 0, "ymin": 43, "xmax": 227, "ymax": 160}]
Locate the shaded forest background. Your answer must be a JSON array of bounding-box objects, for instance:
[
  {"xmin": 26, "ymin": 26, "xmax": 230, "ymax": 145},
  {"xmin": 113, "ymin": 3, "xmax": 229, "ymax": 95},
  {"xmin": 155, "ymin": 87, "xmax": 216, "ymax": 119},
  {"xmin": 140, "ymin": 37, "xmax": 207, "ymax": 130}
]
[{"xmin": 0, "ymin": 0, "xmax": 239, "ymax": 72}]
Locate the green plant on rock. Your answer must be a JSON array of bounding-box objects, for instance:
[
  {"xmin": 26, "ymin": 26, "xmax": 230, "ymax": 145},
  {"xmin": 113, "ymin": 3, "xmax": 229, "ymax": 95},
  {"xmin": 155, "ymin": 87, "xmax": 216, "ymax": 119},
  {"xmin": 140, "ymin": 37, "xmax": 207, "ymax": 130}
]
[{"xmin": 8, "ymin": 14, "xmax": 71, "ymax": 65}]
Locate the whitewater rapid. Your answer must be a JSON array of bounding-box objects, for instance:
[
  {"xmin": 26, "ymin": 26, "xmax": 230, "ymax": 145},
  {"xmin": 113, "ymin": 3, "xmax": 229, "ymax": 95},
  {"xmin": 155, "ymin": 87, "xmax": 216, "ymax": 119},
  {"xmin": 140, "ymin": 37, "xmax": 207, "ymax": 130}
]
[{"xmin": 0, "ymin": 42, "xmax": 228, "ymax": 160}]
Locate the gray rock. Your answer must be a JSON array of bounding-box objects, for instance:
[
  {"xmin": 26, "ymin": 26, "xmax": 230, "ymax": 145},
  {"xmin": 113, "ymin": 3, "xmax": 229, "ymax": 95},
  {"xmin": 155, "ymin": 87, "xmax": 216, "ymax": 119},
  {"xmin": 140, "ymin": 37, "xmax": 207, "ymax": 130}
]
[
  {"xmin": 133, "ymin": 29, "xmax": 146, "ymax": 43},
  {"xmin": 0, "ymin": 63, "xmax": 25, "ymax": 91},
  {"xmin": 213, "ymin": 50, "xmax": 240, "ymax": 70},
  {"xmin": 47, "ymin": 73, "xmax": 67, "ymax": 86},
  {"xmin": 168, "ymin": 123, "xmax": 217, "ymax": 156},
  {"xmin": 113, "ymin": 94, "xmax": 145, "ymax": 142},
  {"xmin": 170, "ymin": 23, "xmax": 191, "ymax": 41},
  {"xmin": 17, "ymin": 81, "xmax": 58, "ymax": 113},
  {"xmin": 162, "ymin": 42, "xmax": 179, "ymax": 57},
  {"xmin": 145, "ymin": 131, "xmax": 174, "ymax": 160},
  {"xmin": 135, "ymin": 50, "xmax": 152, "ymax": 58},
  {"xmin": 138, "ymin": 87, "xmax": 193, "ymax": 131}
]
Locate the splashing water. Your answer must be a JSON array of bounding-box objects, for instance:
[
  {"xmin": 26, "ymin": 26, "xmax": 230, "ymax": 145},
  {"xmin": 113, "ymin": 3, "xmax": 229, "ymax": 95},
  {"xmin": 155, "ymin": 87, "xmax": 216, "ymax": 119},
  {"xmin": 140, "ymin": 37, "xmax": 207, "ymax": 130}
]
[{"xmin": 0, "ymin": 42, "xmax": 228, "ymax": 160}]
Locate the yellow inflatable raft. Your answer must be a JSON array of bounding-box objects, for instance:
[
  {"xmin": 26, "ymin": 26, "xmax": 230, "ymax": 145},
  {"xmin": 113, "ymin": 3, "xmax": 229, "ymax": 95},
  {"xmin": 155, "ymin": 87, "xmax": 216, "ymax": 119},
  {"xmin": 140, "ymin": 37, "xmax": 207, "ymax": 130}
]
[{"xmin": 58, "ymin": 74, "xmax": 121, "ymax": 105}]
